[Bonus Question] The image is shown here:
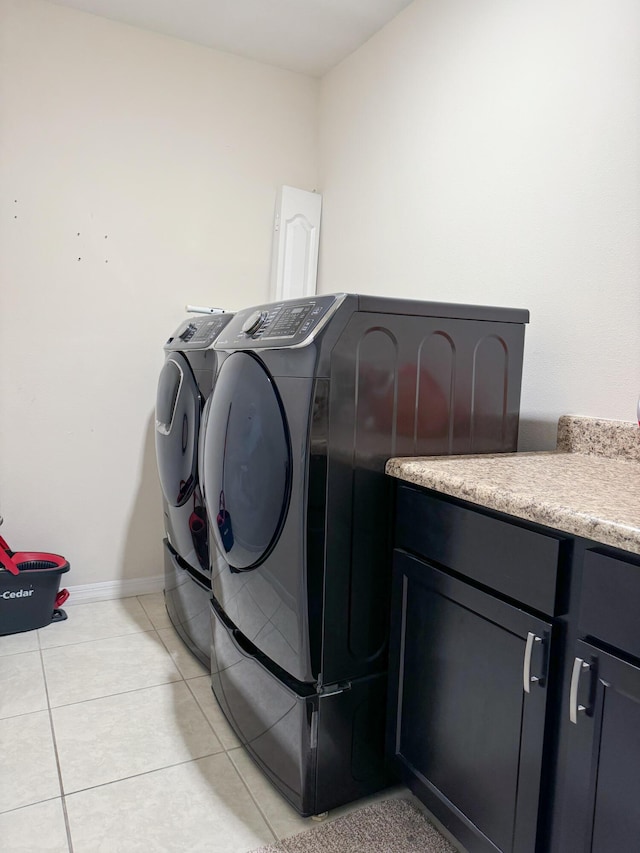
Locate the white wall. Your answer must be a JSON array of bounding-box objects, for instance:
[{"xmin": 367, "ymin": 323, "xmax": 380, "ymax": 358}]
[
  {"xmin": 319, "ymin": 0, "xmax": 640, "ymax": 449},
  {"xmin": 2, "ymin": 0, "xmax": 639, "ymax": 592},
  {"xmin": 0, "ymin": 0, "xmax": 318, "ymax": 587}
]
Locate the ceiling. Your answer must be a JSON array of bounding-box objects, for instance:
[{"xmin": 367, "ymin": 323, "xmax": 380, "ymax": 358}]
[{"xmin": 49, "ymin": 0, "xmax": 414, "ymax": 77}]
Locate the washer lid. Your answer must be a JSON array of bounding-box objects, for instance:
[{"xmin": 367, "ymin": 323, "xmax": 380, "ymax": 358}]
[
  {"xmin": 202, "ymin": 352, "xmax": 291, "ymax": 570},
  {"xmin": 155, "ymin": 352, "xmax": 200, "ymax": 507}
]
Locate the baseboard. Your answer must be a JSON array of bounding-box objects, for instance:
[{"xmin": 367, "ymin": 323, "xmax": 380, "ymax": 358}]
[{"xmin": 64, "ymin": 575, "xmax": 164, "ymax": 605}]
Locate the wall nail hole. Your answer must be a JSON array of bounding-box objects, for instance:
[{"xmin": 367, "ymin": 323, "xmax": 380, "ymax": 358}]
[
  {"xmin": 14, "ymin": 215, "xmax": 17, "ymax": 219},
  {"xmin": 104, "ymin": 235, "xmax": 108, "ymax": 239},
  {"xmin": 77, "ymin": 232, "xmax": 80, "ymax": 236},
  {"xmin": 78, "ymin": 257, "xmax": 81, "ymax": 261}
]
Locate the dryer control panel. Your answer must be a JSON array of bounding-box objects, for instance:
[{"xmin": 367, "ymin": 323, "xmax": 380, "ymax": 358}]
[
  {"xmin": 164, "ymin": 313, "xmax": 233, "ymax": 351},
  {"xmin": 214, "ymin": 294, "xmax": 346, "ymax": 350}
]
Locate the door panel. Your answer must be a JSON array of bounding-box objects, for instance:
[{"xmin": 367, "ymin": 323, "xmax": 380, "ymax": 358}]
[
  {"xmin": 388, "ymin": 550, "xmax": 551, "ymax": 853},
  {"xmin": 203, "ymin": 361, "xmax": 314, "ymax": 682},
  {"xmin": 155, "ymin": 353, "xmax": 200, "ymax": 507},
  {"xmin": 562, "ymin": 641, "xmax": 640, "ymax": 853},
  {"xmin": 202, "ymin": 352, "xmax": 291, "ymax": 570}
]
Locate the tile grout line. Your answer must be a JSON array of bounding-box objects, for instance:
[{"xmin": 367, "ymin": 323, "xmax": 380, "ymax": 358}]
[
  {"xmin": 0, "ymin": 794, "xmax": 62, "ymax": 818},
  {"xmin": 183, "ymin": 677, "xmax": 229, "ymax": 747},
  {"xmin": 36, "ymin": 596, "xmax": 174, "ymax": 853},
  {"xmin": 38, "ymin": 615, "xmax": 184, "ymax": 710},
  {"xmin": 133, "ymin": 596, "xmax": 262, "ymax": 827},
  {"xmin": 146, "ymin": 601, "xmax": 240, "ymax": 717},
  {"xmin": 38, "ymin": 597, "xmax": 217, "ymax": 843},
  {"xmin": 33, "ymin": 594, "xmax": 278, "ymax": 846},
  {"xmin": 143, "ymin": 593, "xmax": 279, "ymax": 844},
  {"xmin": 37, "ymin": 625, "xmax": 161, "ymax": 653},
  {"xmin": 58, "ymin": 750, "xmax": 229, "ymax": 798},
  {"xmin": 1, "ymin": 596, "xmax": 229, "ymax": 846},
  {"xmin": 41, "ymin": 598, "xmax": 226, "ymax": 811},
  {"xmin": 150, "ymin": 595, "xmax": 272, "ymax": 822},
  {"xmin": 226, "ymin": 749, "xmax": 281, "ymax": 844},
  {"xmin": 37, "ymin": 592, "xmax": 159, "ymax": 650},
  {"xmin": 136, "ymin": 594, "xmax": 209, "ymax": 686},
  {"xmin": 152, "ymin": 607, "xmax": 238, "ymax": 756},
  {"xmin": 38, "ymin": 639, "xmax": 74, "ymax": 853},
  {"xmin": 151, "ymin": 625, "xmax": 191, "ymax": 686},
  {"xmin": 41, "ymin": 675, "xmax": 184, "ymax": 713}
]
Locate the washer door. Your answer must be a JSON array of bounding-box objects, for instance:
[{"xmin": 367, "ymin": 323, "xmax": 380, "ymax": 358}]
[
  {"xmin": 155, "ymin": 353, "xmax": 200, "ymax": 507},
  {"xmin": 202, "ymin": 352, "xmax": 291, "ymax": 570}
]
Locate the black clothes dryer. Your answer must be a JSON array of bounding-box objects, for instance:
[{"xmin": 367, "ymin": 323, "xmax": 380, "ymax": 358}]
[
  {"xmin": 200, "ymin": 293, "xmax": 529, "ymax": 815},
  {"xmin": 155, "ymin": 312, "xmax": 232, "ymax": 666}
]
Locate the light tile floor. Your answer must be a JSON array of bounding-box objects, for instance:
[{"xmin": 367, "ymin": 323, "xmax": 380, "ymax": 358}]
[{"xmin": 0, "ymin": 593, "xmax": 410, "ymax": 852}]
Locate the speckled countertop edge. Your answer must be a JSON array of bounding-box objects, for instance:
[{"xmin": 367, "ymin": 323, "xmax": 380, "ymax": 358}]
[{"xmin": 386, "ymin": 417, "xmax": 640, "ymax": 556}]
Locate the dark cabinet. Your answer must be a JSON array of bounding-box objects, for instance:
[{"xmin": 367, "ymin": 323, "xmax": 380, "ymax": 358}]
[
  {"xmin": 389, "ymin": 483, "xmax": 640, "ymax": 853},
  {"xmin": 394, "ymin": 486, "xmax": 563, "ymax": 615},
  {"xmin": 556, "ymin": 547, "xmax": 640, "ymax": 852},
  {"xmin": 559, "ymin": 641, "xmax": 640, "ymax": 852},
  {"xmin": 388, "ymin": 550, "xmax": 551, "ymax": 853}
]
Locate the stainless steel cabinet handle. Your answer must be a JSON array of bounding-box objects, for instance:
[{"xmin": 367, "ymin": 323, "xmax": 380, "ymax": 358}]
[
  {"xmin": 570, "ymin": 657, "xmax": 591, "ymax": 724},
  {"xmin": 523, "ymin": 632, "xmax": 542, "ymax": 694}
]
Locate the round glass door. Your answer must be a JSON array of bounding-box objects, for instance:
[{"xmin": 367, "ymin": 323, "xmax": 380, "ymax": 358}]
[
  {"xmin": 155, "ymin": 353, "xmax": 200, "ymax": 507},
  {"xmin": 202, "ymin": 352, "xmax": 291, "ymax": 570}
]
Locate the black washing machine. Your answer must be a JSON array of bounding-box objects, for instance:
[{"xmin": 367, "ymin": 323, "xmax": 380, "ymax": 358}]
[
  {"xmin": 155, "ymin": 312, "xmax": 233, "ymax": 666},
  {"xmin": 200, "ymin": 293, "xmax": 529, "ymax": 815}
]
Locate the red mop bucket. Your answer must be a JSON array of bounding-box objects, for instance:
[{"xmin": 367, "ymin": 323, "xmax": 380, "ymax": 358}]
[{"xmin": 0, "ymin": 532, "xmax": 70, "ymax": 635}]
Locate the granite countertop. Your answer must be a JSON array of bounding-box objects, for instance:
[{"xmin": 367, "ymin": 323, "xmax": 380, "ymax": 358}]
[{"xmin": 386, "ymin": 416, "xmax": 640, "ymax": 556}]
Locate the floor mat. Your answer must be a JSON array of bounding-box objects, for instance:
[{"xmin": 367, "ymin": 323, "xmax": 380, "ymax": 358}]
[{"xmin": 251, "ymin": 797, "xmax": 459, "ymax": 853}]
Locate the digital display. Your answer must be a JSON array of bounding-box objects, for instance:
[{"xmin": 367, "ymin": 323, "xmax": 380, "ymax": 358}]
[{"xmin": 263, "ymin": 304, "xmax": 314, "ymax": 338}]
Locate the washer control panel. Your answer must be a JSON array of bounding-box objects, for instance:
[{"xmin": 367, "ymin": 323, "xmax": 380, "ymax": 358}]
[
  {"xmin": 164, "ymin": 313, "xmax": 233, "ymax": 351},
  {"xmin": 214, "ymin": 295, "xmax": 345, "ymax": 350}
]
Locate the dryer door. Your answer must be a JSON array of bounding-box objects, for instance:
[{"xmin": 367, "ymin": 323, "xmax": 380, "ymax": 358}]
[
  {"xmin": 155, "ymin": 353, "xmax": 200, "ymax": 507},
  {"xmin": 202, "ymin": 351, "xmax": 292, "ymax": 571}
]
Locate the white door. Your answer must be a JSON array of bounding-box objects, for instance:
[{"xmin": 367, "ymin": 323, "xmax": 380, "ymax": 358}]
[{"xmin": 269, "ymin": 186, "xmax": 322, "ymax": 302}]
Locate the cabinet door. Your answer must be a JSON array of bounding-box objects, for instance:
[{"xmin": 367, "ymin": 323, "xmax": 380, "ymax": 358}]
[
  {"xmin": 387, "ymin": 550, "xmax": 552, "ymax": 853},
  {"xmin": 560, "ymin": 640, "xmax": 640, "ymax": 853}
]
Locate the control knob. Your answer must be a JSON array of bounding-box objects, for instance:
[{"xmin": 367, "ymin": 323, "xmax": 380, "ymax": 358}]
[
  {"xmin": 179, "ymin": 323, "xmax": 197, "ymax": 341},
  {"xmin": 241, "ymin": 310, "xmax": 267, "ymax": 336}
]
